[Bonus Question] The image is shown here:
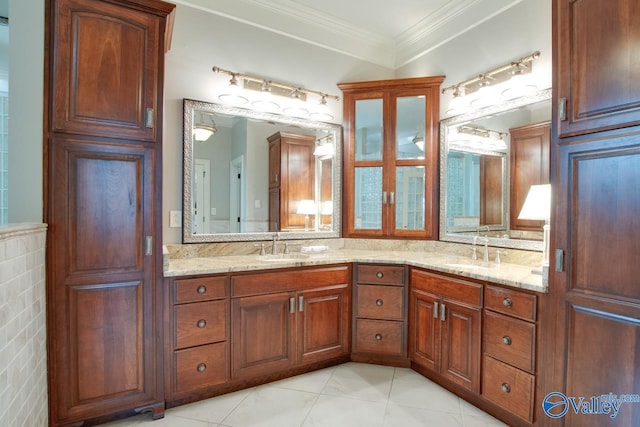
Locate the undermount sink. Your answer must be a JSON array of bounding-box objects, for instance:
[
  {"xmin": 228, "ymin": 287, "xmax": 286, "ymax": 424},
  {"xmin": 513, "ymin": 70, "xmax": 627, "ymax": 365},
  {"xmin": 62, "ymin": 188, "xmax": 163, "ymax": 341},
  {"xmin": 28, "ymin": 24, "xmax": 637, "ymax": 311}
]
[
  {"xmin": 444, "ymin": 262, "xmax": 495, "ymax": 270},
  {"xmin": 257, "ymin": 253, "xmax": 310, "ymax": 262}
]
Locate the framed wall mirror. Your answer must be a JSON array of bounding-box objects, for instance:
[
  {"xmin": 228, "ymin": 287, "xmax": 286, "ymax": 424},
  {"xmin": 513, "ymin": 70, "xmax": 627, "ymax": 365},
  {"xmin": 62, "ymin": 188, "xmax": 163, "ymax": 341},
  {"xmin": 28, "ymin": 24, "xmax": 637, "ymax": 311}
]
[
  {"xmin": 439, "ymin": 89, "xmax": 552, "ymax": 251},
  {"xmin": 183, "ymin": 99, "xmax": 342, "ymax": 243}
]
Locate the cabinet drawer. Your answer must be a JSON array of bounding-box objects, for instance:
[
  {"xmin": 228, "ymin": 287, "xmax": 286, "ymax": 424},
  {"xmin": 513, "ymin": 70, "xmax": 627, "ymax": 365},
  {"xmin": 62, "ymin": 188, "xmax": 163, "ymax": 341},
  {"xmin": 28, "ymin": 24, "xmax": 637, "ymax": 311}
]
[
  {"xmin": 483, "ymin": 310, "xmax": 535, "ymax": 373},
  {"xmin": 355, "ymin": 319, "xmax": 404, "ymax": 356},
  {"xmin": 175, "ymin": 300, "xmax": 228, "ymax": 349},
  {"xmin": 173, "ymin": 342, "xmax": 228, "ymax": 394},
  {"xmin": 484, "ymin": 285, "xmax": 536, "ymax": 321},
  {"xmin": 356, "ymin": 284, "xmax": 404, "ymax": 320},
  {"xmin": 232, "ymin": 265, "xmax": 350, "ymax": 297},
  {"xmin": 482, "ymin": 356, "xmax": 534, "ymax": 422},
  {"xmin": 174, "ymin": 275, "xmax": 228, "ymax": 304},
  {"xmin": 357, "ymin": 264, "xmax": 404, "ymax": 285},
  {"xmin": 410, "ymin": 268, "xmax": 482, "ymax": 307}
]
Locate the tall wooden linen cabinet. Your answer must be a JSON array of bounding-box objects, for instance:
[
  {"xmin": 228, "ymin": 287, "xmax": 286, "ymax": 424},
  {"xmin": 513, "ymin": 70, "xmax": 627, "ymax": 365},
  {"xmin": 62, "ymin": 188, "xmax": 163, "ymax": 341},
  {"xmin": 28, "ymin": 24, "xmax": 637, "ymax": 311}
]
[
  {"xmin": 44, "ymin": 0, "xmax": 175, "ymax": 425},
  {"xmin": 544, "ymin": 1, "xmax": 640, "ymax": 426}
]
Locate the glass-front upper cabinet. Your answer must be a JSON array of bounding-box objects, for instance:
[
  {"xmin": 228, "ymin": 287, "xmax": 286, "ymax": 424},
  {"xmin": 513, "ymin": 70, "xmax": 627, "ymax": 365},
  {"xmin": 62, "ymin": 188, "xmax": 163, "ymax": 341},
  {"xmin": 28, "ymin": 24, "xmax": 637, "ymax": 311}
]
[{"xmin": 339, "ymin": 77, "xmax": 444, "ymax": 238}]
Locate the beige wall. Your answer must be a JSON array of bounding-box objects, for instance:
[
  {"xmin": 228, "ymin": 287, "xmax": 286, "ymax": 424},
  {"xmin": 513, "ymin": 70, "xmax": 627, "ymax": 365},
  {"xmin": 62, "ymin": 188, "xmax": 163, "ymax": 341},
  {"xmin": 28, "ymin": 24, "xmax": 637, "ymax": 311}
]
[
  {"xmin": 6, "ymin": 0, "xmax": 550, "ymax": 240},
  {"xmin": 0, "ymin": 224, "xmax": 48, "ymax": 427}
]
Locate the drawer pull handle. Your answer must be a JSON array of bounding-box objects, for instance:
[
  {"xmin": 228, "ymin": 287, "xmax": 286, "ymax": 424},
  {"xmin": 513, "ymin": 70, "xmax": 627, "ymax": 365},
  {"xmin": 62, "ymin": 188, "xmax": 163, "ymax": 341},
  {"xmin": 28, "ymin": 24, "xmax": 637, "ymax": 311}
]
[
  {"xmin": 501, "ymin": 383, "xmax": 511, "ymax": 393},
  {"xmin": 197, "ymin": 363, "xmax": 207, "ymax": 373},
  {"xmin": 375, "ymin": 333, "xmax": 382, "ymax": 341},
  {"xmin": 502, "ymin": 335, "xmax": 512, "ymax": 345},
  {"xmin": 502, "ymin": 297, "xmax": 512, "ymax": 307},
  {"xmin": 197, "ymin": 285, "xmax": 207, "ymax": 295},
  {"xmin": 433, "ymin": 301, "xmax": 439, "ymax": 318},
  {"xmin": 197, "ymin": 319, "xmax": 207, "ymax": 328},
  {"xmin": 376, "ymin": 272, "xmax": 384, "ymax": 279},
  {"xmin": 376, "ymin": 299, "xmax": 383, "ymax": 307}
]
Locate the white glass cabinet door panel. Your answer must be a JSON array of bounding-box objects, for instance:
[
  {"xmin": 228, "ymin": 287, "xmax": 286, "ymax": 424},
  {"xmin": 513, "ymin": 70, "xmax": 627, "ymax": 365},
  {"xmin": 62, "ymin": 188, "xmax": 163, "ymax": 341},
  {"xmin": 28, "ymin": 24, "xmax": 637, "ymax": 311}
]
[
  {"xmin": 355, "ymin": 99, "xmax": 383, "ymax": 161},
  {"xmin": 395, "ymin": 166, "xmax": 425, "ymax": 231},
  {"xmin": 354, "ymin": 167, "xmax": 382, "ymax": 229},
  {"xmin": 396, "ymin": 96, "xmax": 426, "ymax": 160}
]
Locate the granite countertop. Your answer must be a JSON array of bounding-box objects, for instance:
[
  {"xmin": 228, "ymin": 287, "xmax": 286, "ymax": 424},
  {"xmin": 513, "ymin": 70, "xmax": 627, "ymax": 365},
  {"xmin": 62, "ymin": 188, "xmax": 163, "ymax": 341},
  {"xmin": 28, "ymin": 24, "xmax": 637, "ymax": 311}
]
[{"xmin": 164, "ymin": 248, "xmax": 547, "ymax": 293}]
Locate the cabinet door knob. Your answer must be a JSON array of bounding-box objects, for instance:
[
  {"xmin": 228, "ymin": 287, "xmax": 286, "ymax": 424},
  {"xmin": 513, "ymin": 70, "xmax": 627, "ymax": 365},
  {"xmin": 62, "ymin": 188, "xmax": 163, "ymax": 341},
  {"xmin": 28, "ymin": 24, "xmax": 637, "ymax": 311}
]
[
  {"xmin": 502, "ymin": 335, "xmax": 512, "ymax": 345},
  {"xmin": 197, "ymin": 319, "xmax": 207, "ymax": 328},
  {"xmin": 376, "ymin": 272, "xmax": 384, "ymax": 279},
  {"xmin": 376, "ymin": 299, "xmax": 383, "ymax": 307},
  {"xmin": 197, "ymin": 363, "xmax": 207, "ymax": 373},
  {"xmin": 197, "ymin": 285, "xmax": 207, "ymax": 294},
  {"xmin": 501, "ymin": 383, "xmax": 511, "ymax": 393},
  {"xmin": 502, "ymin": 297, "xmax": 512, "ymax": 307},
  {"xmin": 375, "ymin": 333, "xmax": 382, "ymax": 341}
]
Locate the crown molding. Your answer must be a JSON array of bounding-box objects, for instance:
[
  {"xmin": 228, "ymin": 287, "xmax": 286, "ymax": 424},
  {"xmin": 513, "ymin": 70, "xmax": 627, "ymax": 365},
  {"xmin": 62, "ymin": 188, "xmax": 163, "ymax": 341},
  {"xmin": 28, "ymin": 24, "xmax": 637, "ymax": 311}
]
[{"xmin": 173, "ymin": 0, "xmax": 525, "ymax": 69}]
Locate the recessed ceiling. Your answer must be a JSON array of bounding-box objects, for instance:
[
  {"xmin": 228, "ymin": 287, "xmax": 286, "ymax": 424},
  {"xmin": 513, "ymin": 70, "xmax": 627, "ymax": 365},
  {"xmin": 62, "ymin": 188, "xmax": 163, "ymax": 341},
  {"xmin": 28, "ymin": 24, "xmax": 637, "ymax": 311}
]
[{"xmin": 172, "ymin": 0, "xmax": 525, "ymax": 69}]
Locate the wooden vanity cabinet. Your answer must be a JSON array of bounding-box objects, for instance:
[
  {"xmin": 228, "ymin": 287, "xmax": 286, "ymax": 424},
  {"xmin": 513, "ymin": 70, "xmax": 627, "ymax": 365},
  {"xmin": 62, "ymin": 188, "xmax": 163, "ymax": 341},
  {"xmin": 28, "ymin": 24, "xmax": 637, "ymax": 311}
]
[
  {"xmin": 482, "ymin": 285, "xmax": 537, "ymax": 423},
  {"xmin": 231, "ymin": 265, "xmax": 351, "ymax": 379},
  {"xmin": 268, "ymin": 132, "xmax": 316, "ymax": 231},
  {"xmin": 165, "ymin": 275, "xmax": 230, "ymax": 402},
  {"xmin": 352, "ymin": 264, "xmax": 408, "ymax": 365},
  {"xmin": 409, "ymin": 268, "xmax": 482, "ymax": 393},
  {"xmin": 45, "ymin": 0, "xmax": 175, "ymax": 424}
]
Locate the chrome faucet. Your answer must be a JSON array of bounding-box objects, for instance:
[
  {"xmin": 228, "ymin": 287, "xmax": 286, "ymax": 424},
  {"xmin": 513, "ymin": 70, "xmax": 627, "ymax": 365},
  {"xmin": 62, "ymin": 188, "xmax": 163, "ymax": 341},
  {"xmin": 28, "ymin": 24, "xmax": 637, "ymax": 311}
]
[
  {"xmin": 481, "ymin": 237, "xmax": 489, "ymax": 262},
  {"xmin": 271, "ymin": 232, "xmax": 279, "ymax": 255}
]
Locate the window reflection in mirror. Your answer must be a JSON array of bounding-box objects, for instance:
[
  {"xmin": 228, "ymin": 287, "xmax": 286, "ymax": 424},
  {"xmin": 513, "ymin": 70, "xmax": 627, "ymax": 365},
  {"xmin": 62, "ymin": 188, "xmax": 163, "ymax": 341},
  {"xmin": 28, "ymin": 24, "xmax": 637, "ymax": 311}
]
[{"xmin": 183, "ymin": 99, "xmax": 342, "ymax": 243}]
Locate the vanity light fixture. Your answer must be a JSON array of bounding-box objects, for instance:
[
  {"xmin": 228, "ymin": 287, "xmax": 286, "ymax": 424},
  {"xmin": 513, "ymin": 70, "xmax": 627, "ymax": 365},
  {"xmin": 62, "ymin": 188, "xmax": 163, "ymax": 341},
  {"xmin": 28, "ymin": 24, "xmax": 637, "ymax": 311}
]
[
  {"xmin": 442, "ymin": 51, "xmax": 541, "ymax": 116},
  {"xmin": 445, "ymin": 85, "xmax": 471, "ymax": 116},
  {"xmin": 454, "ymin": 125, "xmax": 508, "ymax": 150},
  {"xmin": 313, "ymin": 134, "xmax": 335, "ymax": 157},
  {"xmin": 252, "ymin": 80, "xmax": 280, "ymax": 112},
  {"xmin": 310, "ymin": 95, "xmax": 334, "ymax": 121},
  {"xmin": 282, "ymin": 88, "xmax": 310, "ymax": 117},
  {"xmin": 218, "ymin": 73, "xmax": 249, "ymax": 105},
  {"xmin": 212, "ymin": 66, "xmax": 340, "ymax": 120}
]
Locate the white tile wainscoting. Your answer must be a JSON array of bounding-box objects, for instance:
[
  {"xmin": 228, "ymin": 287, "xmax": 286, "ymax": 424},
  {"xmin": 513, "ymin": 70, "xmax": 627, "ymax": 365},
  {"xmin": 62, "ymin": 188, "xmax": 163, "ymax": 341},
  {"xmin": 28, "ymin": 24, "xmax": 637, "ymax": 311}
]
[
  {"xmin": 0, "ymin": 223, "xmax": 48, "ymax": 427},
  {"xmin": 99, "ymin": 363, "xmax": 506, "ymax": 427}
]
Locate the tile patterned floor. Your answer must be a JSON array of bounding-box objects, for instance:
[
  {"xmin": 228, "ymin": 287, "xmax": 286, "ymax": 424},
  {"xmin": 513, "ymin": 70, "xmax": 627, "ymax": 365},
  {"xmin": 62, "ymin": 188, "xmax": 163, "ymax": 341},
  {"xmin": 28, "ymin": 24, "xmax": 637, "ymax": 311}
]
[{"xmin": 99, "ymin": 363, "xmax": 507, "ymax": 427}]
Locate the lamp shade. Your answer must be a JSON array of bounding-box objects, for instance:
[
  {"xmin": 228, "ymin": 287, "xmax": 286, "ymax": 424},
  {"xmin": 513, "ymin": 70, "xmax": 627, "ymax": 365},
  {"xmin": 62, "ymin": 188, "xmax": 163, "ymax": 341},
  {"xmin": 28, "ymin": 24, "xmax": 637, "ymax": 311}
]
[
  {"xmin": 321, "ymin": 201, "xmax": 333, "ymax": 215},
  {"xmin": 518, "ymin": 184, "xmax": 551, "ymax": 221},
  {"xmin": 296, "ymin": 199, "xmax": 316, "ymax": 215}
]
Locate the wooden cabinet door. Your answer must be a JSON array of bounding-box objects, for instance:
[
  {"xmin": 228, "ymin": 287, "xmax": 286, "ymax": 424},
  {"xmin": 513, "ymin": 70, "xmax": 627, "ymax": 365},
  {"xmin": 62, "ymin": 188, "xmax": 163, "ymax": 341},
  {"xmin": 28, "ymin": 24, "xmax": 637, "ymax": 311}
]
[
  {"xmin": 408, "ymin": 289, "xmax": 440, "ymax": 372},
  {"xmin": 231, "ymin": 292, "xmax": 296, "ymax": 379},
  {"xmin": 48, "ymin": 138, "xmax": 160, "ymax": 421},
  {"xmin": 51, "ymin": 0, "xmax": 168, "ymax": 141},
  {"xmin": 297, "ymin": 285, "xmax": 351, "ymax": 364},
  {"xmin": 339, "ymin": 77, "xmax": 444, "ymax": 239},
  {"xmin": 548, "ymin": 135, "xmax": 640, "ymax": 427},
  {"xmin": 555, "ymin": 0, "xmax": 640, "ymax": 137},
  {"xmin": 440, "ymin": 299, "xmax": 481, "ymax": 393},
  {"xmin": 509, "ymin": 122, "xmax": 550, "ymax": 231}
]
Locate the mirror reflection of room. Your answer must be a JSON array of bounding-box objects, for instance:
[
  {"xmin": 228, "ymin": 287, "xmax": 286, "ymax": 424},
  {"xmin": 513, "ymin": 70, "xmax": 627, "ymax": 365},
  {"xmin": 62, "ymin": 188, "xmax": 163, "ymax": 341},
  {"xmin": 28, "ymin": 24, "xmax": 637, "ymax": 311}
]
[
  {"xmin": 442, "ymin": 98, "xmax": 551, "ymax": 242},
  {"xmin": 188, "ymin": 104, "xmax": 338, "ymax": 237}
]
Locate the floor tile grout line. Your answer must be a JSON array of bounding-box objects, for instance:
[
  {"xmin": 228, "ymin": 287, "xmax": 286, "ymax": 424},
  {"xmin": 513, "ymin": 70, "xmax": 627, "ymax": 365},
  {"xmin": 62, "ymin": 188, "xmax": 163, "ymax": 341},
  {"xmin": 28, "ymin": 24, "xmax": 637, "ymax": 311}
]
[
  {"xmin": 297, "ymin": 389, "xmax": 323, "ymax": 427},
  {"xmin": 217, "ymin": 388, "xmax": 253, "ymax": 426}
]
